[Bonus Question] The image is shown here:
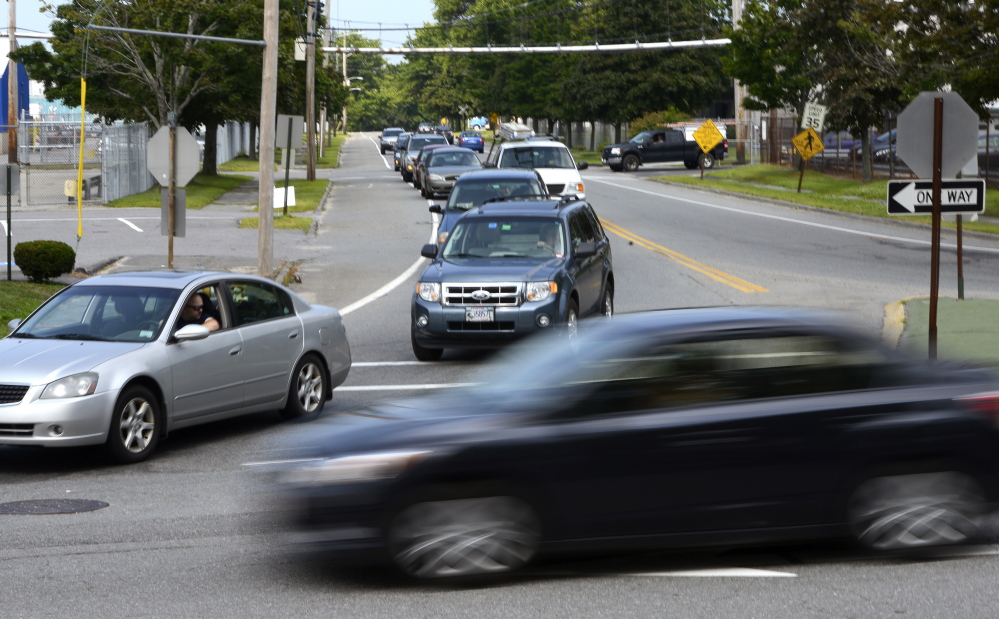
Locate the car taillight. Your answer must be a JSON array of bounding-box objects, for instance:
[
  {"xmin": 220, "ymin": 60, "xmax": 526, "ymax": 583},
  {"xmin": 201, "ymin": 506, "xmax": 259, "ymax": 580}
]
[
  {"xmin": 957, "ymin": 392, "xmax": 999, "ymax": 426},
  {"xmin": 724, "ymin": 139, "xmax": 729, "ymax": 150}
]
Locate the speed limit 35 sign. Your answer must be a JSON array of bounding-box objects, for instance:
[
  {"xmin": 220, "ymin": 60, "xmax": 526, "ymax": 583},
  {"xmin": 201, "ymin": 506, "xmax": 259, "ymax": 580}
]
[{"xmin": 801, "ymin": 102, "xmax": 827, "ymax": 133}]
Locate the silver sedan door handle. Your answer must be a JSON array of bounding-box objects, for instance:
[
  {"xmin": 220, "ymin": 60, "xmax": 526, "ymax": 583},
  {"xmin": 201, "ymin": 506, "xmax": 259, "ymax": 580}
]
[
  {"xmin": 288, "ymin": 331, "xmax": 300, "ymax": 339},
  {"xmin": 229, "ymin": 346, "xmax": 242, "ymax": 356}
]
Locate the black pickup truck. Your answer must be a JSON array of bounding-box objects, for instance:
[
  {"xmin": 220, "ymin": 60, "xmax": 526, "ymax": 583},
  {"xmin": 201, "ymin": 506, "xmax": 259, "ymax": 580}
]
[{"xmin": 602, "ymin": 128, "xmax": 728, "ymax": 172}]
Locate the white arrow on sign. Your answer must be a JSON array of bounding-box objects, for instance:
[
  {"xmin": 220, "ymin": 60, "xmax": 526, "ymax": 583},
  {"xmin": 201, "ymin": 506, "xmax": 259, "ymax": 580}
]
[{"xmin": 894, "ymin": 182, "xmax": 979, "ymax": 213}]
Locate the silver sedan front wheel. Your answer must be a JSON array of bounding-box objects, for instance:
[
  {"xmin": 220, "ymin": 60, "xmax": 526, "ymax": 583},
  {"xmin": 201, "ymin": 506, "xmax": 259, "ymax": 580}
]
[
  {"xmin": 388, "ymin": 496, "xmax": 541, "ymax": 579},
  {"xmin": 105, "ymin": 385, "xmax": 159, "ymax": 463}
]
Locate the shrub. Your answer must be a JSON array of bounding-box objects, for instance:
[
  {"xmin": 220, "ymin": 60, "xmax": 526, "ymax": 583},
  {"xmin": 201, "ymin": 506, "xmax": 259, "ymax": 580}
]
[
  {"xmin": 13, "ymin": 240, "xmax": 76, "ymax": 282},
  {"xmin": 629, "ymin": 107, "xmax": 691, "ymax": 137}
]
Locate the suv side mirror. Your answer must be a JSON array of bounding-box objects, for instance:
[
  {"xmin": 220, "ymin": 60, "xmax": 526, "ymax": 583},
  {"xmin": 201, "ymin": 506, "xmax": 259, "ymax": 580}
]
[
  {"xmin": 421, "ymin": 243, "xmax": 439, "ymax": 259},
  {"xmin": 429, "ymin": 204, "xmax": 443, "ymax": 215},
  {"xmin": 574, "ymin": 241, "xmax": 597, "ymax": 258},
  {"xmin": 576, "ymin": 161, "xmax": 589, "ymax": 170}
]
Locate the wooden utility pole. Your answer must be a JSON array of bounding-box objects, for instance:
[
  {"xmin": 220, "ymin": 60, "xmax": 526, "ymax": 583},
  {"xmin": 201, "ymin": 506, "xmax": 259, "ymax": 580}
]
[
  {"xmin": 305, "ymin": 0, "xmax": 316, "ymax": 181},
  {"xmin": 8, "ymin": 0, "xmax": 18, "ymax": 164},
  {"xmin": 732, "ymin": 0, "xmax": 745, "ymax": 164},
  {"xmin": 258, "ymin": 0, "xmax": 278, "ymax": 276}
]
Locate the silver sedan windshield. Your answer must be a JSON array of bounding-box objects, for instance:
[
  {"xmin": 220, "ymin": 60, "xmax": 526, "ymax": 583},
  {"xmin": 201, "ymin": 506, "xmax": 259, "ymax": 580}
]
[{"xmin": 14, "ymin": 286, "xmax": 180, "ymax": 342}]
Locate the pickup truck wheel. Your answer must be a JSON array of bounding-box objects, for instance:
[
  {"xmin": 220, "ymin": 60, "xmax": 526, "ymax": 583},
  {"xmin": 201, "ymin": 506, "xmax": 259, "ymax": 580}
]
[
  {"xmin": 699, "ymin": 153, "xmax": 716, "ymax": 169},
  {"xmin": 622, "ymin": 154, "xmax": 640, "ymax": 172},
  {"xmin": 683, "ymin": 159, "xmax": 697, "ymax": 170}
]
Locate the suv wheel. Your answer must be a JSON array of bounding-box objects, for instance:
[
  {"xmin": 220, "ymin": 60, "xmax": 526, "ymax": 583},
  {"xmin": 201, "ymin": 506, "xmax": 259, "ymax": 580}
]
[
  {"xmin": 601, "ymin": 287, "xmax": 613, "ymax": 318},
  {"xmin": 564, "ymin": 299, "xmax": 579, "ymax": 344},
  {"xmin": 411, "ymin": 329, "xmax": 444, "ymax": 361},
  {"xmin": 622, "ymin": 154, "xmax": 640, "ymax": 172}
]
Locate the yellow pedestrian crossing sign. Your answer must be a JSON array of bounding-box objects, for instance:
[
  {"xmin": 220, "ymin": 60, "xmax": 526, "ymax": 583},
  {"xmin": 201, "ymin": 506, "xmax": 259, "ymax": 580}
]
[
  {"xmin": 791, "ymin": 127, "xmax": 824, "ymax": 160},
  {"xmin": 692, "ymin": 119, "xmax": 724, "ymax": 154}
]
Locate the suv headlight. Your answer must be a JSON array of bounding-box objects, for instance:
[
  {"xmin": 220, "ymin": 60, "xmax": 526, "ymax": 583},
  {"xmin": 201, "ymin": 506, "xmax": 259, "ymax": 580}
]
[
  {"xmin": 40, "ymin": 372, "xmax": 99, "ymax": 399},
  {"xmin": 609, "ymin": 147, "xmax": 621, "ymax": 156},
  {"xmin": 283, "ymin": 450, "xmax": 430, "ymax": 486},
  {"xmin": 525, "ymin": 281, "xmax": 558, "ymax": 302},
  {"xmin": 417, "ymin": 282, "xmax": 441, "ymax": 302}
]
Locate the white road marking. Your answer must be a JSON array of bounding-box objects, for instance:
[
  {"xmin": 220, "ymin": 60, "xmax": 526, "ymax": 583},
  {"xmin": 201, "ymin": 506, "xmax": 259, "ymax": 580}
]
[
  {"xmin": 352, "ymin": 361, "xmax": 445, "ymax": 367},
  {"xmin": 336, "ymin": 383, "xmax": 476, "ymax": 391},
  {"xmin": 589, "ymin": 177, "xmax": 999, "ymax": 255},
  {"xmin": 339, "ymin": 212, "xmax": 440, "ymax": 316},
  {"xmin": 13, "ymin": 215, "xmax": 237, "ymax": 222},
  {"xmin": 117, "ymin": 218, "xmax": 143, "ymax": 232},
  {"xmin": 0, "ymin": 220, "xmax": 6, "ymax": 234},
  {"xmin": 632, "ymin": 568, "xmax": 796, "ymax": 578},
  {"xmin": 366, "ymin": 134, "xmax": 392, "ymax": 169}
]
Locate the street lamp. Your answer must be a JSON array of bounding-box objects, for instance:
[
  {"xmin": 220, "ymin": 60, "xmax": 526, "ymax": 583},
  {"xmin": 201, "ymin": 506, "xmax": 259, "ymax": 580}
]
[{"xmin": 342, "ymin": 76, "xmax": 363, "ymax": 134}]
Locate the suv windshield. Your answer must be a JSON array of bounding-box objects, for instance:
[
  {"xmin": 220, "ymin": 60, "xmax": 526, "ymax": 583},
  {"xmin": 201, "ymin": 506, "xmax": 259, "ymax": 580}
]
[
  {"xmin": 14, "ymin": 285, "xmax": 180, "ymax": 342},
  {"xmin": 446, "ymin": 179, "xmax": 546, "ymax": 210},
  {"xmin": 499, "ymin": 145, "xmax": 576, "ymax": 169},
  {"xmin": 442, "ymin": 218, "xmax": 565, "ymax": 259},
  {"xmin": 382, "ymin": 128, "xmax": 403, "ymax": 137}
]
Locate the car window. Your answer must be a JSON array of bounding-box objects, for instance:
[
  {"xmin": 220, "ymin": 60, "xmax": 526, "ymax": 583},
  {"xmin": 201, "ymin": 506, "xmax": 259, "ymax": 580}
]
[
  {"xmin": 434, "ymin": 151, "xmax": 480, "ymax": 167},
  {"xmin": 629, "ymin": 131, "xmax": 652, "ymax": 144},
  {"xmin": 499, "ymin": 145, "xmax": 575, "ymax": 170},
  {"xmin": 225, "ymin": 281, "xmax": 294, "ymax": 326},
  {"xmin": 15, "ymin": 285, "xmax": 180, "ymax": 342},
  {"xmin": 446, "ymin": 180, "xmax": 544, "ymax": 209},
  {"xmin": 582, "ymin": 206, "xmax": 604, "ymax": 240},
  {"xmin": 665, "ymin": 132, "xmax": 684, "ymax": 147}
]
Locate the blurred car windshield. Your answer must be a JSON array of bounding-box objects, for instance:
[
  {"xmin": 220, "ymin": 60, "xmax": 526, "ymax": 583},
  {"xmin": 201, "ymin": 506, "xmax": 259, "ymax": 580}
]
[
  {"xmin": 15, "ymin": 286, "xmax": 180, "ymax": 342},
  {"xmin": 629, "ymin": 131, "xmax": 654, "ymax": 143},
  {"xmin": 430, "ymin": 151, "xmax": 481, "ymax": 167},
  {"xmin": 441, "ymin": 218, "xmax": 564, "ymax": 259},
  {"xmin": 500, "ymin": 146, "xmax": 576, "ymax": 169},
  {"xmin": 446, "ymin": 179, "xmax": 545, "ymax": 209}
]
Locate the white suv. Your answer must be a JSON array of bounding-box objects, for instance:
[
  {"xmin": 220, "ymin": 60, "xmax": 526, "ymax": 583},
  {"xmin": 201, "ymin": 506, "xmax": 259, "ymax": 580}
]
[{"xmin": 485, "ymin": 137, "xmax": 587, "ymax": 198}]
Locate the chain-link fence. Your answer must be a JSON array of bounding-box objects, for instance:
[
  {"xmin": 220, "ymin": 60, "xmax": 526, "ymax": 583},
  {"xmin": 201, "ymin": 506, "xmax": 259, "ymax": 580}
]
[{"xmin": 6, "ymin": 117, "xmax": 249, "ymax": 207}]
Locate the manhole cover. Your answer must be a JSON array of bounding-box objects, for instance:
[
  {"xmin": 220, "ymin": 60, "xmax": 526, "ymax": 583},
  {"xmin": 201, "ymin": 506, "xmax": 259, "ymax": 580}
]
[{"xmin": 0, "ymin": 499, "xmax": 109, "ymax": 515}]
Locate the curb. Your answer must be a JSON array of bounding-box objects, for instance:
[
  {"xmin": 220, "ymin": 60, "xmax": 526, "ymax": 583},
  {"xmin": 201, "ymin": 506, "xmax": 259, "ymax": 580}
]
[{"xmin": 651, "ymin": 178, "xmax": 999, "ymax": 243}]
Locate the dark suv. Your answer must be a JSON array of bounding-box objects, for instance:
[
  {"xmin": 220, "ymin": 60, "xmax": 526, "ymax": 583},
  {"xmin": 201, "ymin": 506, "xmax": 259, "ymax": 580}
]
[{"xmin": 412, "ymin": 198, "xmax": 613, "ymax": 360}]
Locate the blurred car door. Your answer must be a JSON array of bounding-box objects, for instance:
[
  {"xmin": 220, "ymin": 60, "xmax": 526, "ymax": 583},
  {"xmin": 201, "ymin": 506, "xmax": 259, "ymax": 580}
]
[
  {"xmin": 166, "ymin": 283, "xmax": 246, "ymax": 420},
  {"xmin": 224, "ymin": 280, "xmax": 304, "ymax": 408}
]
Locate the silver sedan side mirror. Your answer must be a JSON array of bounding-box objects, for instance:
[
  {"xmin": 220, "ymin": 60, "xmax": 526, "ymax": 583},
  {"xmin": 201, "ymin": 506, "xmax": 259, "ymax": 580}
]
[{"xmin": 174, "ymin": 324, "xmax": 210, "ymax": 341}]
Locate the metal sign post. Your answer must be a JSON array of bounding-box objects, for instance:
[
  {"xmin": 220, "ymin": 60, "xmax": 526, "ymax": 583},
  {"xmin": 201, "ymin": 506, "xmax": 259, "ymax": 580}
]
[
  {"xmin": 284, "ymin": 115, "xmax": 292, "ymax": 215},
  {"xmin": 791, "ymin": 128, "xmax": 824, "ymax": 192},
  {"xmin": 5, "ymin": 165, "xmax": 13, "ymax": 281},
  {"xmin": 275, "ymin": 114, "xmax": 304, "ymax": 216},
  {"xmin": 929, "ymin": 98, "xmax": 943, "ymax": 360}
]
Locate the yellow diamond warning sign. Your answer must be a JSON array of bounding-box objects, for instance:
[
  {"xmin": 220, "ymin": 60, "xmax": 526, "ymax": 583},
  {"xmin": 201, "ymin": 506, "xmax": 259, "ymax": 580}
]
[
  {"xmin": 791, "ymin": 127, "xmax": 825, "ymax": 160},
  {"xmin": 692, "ymin": 119, "xmax": 724, "ymax": 154}
]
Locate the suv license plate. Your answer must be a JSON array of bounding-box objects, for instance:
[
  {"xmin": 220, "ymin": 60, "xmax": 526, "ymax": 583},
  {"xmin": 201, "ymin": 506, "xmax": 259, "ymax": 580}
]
[{"xmin": 465, "ymin": 307, "xmax": 494, "ymax": 322}]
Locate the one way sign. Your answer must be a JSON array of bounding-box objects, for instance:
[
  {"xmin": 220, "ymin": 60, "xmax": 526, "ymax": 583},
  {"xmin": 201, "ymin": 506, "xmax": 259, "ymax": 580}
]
[{"xmin": 886, "ymin": 179, "xmax": 985, "ymax": 215}]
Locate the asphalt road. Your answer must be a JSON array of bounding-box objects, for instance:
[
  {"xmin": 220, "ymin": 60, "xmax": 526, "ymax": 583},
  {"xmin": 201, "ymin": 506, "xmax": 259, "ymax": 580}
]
[{"xmin": 3, "ymin": 132, "xmax": 999, "ymax": 617}]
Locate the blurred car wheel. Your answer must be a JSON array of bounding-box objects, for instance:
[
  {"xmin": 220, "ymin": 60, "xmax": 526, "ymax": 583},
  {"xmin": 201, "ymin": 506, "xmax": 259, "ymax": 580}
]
[
  {"xmin": 601, "ymin": 287, "xmax": 613, "ymax": 318},
  {"xmin": 281, "ymin": 354, "xmax": 328, "ymax": 420},
  {"xmin": 388, "ymin": 496, "xmax": 541, "ymax": 579},
  {"xmin": 847, "ymin": 470, "xmax": 984, "ymax": 550}
]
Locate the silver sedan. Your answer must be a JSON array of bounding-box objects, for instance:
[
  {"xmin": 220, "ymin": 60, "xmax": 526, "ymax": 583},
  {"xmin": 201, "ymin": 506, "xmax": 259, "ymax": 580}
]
[{"xmin": 0, "ymin": 270, "xmax": 351, "ymax": 463}]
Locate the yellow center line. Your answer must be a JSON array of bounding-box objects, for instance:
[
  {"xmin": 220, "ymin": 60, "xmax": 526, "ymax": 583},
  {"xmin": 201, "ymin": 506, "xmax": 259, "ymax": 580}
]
[{"xmin": 600, "ymin": 218, "xmax": 768, "ymax": 294}]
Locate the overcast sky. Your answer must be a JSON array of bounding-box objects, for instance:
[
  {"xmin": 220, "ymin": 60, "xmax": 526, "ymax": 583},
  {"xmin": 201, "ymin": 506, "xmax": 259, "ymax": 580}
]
[{"xmin": 2, "ymin": 0, "xmax": 437, "ymax": 46}]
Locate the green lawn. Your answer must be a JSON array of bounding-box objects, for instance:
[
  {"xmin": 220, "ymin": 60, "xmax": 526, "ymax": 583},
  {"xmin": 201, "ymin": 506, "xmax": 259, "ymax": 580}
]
[
  {"xmin": 658, "ymin": 164, "xmax": 999, "ymax": 235},
  {"xmin": 266, "ymin": 179, "xmax": 329, "ymax": 213},
  {"xmin": 219, "ymin": 156, "xmax": 278, "ymax": 173},
  {"xmin": 239, "ymin": 214, "xmax": 313, "ymax": 232},
  {"xmin": 218, "ymin": 135, "xmax": 346, "ymax": 172},
  {"xmin": 107, "ymin": 174, "xmax": 251, "ymax": 209},
  {"xmin": 0, "ymin": 281, "xmax": 65, "ymax": 334}
]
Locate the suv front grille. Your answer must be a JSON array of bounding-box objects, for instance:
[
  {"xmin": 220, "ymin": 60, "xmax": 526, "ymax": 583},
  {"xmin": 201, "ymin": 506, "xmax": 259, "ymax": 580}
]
[
  {"xmin": 0, "ymin": 384, "xmax": 29, "ymax": 405},
  {"xmin": 546, "ymin": 184, "xmax": 565, "ymax": 195},
  {"xmin": 443, "ymin": 283, "xmax": 522, "ymax": 307}
]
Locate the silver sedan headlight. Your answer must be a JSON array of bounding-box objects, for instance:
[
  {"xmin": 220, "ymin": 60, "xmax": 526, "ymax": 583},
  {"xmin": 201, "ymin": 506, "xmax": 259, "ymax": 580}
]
[
  {"xmin": 283, "ymin": 451, "xmax": 430, "ymax": 486},
  {"xmin": 40, "ymin": 372, "xmax": 99, "ymax": 399},
  {"xmin": 428, "ymin": 173, "xmax": 444, "ymax": 181}
]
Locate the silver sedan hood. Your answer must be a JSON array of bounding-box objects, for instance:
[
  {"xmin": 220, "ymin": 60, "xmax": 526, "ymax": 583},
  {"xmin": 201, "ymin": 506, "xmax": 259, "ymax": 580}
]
[{"xmin": 0, "ymin": 338, "xmax": 144, "ymax": 385}]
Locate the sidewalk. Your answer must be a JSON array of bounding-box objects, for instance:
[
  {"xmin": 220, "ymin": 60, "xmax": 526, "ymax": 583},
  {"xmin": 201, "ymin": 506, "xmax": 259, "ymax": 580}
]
[{"xmin": 887, "ymin": 297, "xmax": 999, "ymax": 366}]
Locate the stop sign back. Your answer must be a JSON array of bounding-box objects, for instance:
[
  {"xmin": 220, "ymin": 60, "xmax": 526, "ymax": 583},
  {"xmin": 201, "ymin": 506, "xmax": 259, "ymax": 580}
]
[
  {"xmin": 147, "ymin": 126, "xmax": 201, "ymax": 188},
  {"xmin": 896, "ymin": 91, "xmax": 979, "ymax": 179}
]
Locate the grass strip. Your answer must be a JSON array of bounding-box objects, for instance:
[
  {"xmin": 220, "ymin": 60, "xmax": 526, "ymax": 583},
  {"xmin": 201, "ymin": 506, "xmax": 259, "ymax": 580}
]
[
  {"xmin": 264, "ymin": 179, "xmax": 329, "ymax": 213},
  {"xmin": 657, "ymin": 164, "xmax": 999, "ymax": 235},
  {"xmin": 0, "ymin": 281, "xmax": 65, "ymax": 334},
  {"xmin": 239, "ymin": 214, "xmax": 312, "ymax": 232},
  {"xmin": 107, "ymin": 174, "xmax": 251, "ymax": 209}
]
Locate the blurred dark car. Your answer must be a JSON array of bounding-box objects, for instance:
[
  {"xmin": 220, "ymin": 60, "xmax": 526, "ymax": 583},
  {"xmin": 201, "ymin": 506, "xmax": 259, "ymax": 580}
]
[
  {"xmin": 855, "ymin": 129, "xmax": 896, "ymax": 162},
  {"xmin": 380, "ymin": 127, "xmax": 405, "ymax": 154},
  {"xmin": 411, "ymin": 144, "xmax": 453, "ymax": 191},
  {"xmin": 434, "ymin": 126, "xmax": 455, "ymax": 144},
  {"xmin": 281, "ymin": 307, "xmax": 999, "ymax": 579},
  {"xmin": 979, "ymin": 132, "xmax": 999, "ymax": 175},
  {"xmin": 428, "ymin": 168, "xmax": 549, "ymax": 246},
  {"xmin": 416, "ymin": 146, "xmax": 484, "ymax": 198},
  {"xmin": 457, "ymin": 130, "xmax": 485, "ymax": 153},
  {"xmin": 400, "ymin": 134, "xmax": 449, "ymax": 183},
  {"xmin": 392, "ymin": 132, "xmax": 411, "ymax": 171}
]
